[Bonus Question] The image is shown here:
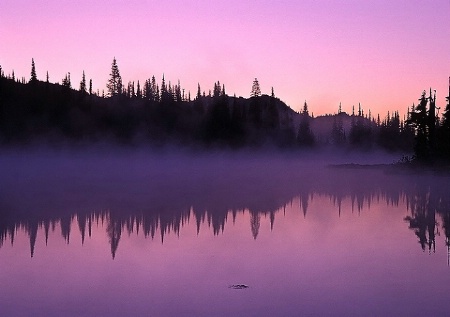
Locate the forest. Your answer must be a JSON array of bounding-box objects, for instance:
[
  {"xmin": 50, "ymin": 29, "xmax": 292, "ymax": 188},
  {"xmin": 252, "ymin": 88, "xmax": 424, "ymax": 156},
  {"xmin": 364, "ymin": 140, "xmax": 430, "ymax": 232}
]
[{"xmin": 0, "ymin": 58, "xmax": 449, "ymax": 164}]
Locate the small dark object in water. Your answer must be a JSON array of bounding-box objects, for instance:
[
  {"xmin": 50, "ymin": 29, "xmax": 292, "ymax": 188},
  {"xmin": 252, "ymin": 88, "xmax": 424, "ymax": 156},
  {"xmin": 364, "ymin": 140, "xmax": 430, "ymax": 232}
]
[{"xmin": 229, "ymin": 284, "xmax": 249, "ymax": 289}]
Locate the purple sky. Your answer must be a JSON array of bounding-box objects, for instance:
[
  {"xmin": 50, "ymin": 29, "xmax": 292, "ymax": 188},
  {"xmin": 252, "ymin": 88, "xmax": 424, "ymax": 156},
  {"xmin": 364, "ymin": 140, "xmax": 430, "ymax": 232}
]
[{"xmin": 1, "ymin": 0, "xmax": 449, "ymax": 117}]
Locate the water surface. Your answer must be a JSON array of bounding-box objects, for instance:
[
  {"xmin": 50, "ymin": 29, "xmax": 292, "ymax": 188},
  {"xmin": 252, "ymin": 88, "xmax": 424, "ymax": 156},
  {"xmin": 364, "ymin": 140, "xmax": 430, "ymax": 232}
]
[{"xmin": 1, "ymin": 150, "xmax": 449, "ymax": 316}]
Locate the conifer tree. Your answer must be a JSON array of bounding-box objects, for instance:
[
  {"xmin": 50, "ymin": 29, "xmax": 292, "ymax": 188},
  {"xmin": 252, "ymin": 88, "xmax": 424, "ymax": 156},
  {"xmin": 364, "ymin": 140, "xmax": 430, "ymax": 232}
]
[
  {"xmin": 136, "ymin": 80, "xmax": 141, "ymax": 98},
  {"xmin": 30, "ymin": 58, "xmax": 37, "ymax": 83},
  {"xmin": 407, "ymin": 90, "xmax": 432, "ymax": 161},
  {"xmin": 62, "ymin": 72, "xmax": 71, "ymax": 88},
  {"xmin": 267, "ymin": 88, "xmax": 279, "ymax": 129},
  {"xmin": 175, "ymin": 80, "xmax": 182, "ymax": 101},
  {"xmin": 332, "ymin": 116, "xmax": 345, "ymax": 145},
  {"xmin": 160, "ymin": 74, "xmax": 167, "ymax": 102},
  {"xmin": 151, "ymin": 76, "xmax": 158, "ymax": 102},
  {"xmin": 443, "ymin": 81, "xmax": 450, "ymax": 130},
  {"xmin": 438, "ymin": 78, "xmax": 450, "ymax": 159},
  {"xmin": 106, "ymin": 57, "xmax": 122, "ymax": 96},
  {"xmin": 89, "ymin": 79, "xmax": 93, "ymax": 95},
  {"xmin": 250, "ymin": 78, "xmax": 261, "ymax": 97},
  {"xmin": 79, "ymin": 71, "xmax": 87, "ymax": 93},
  {"xmin": 213, "ymin": 81, "xmax": 221, "ymax": 97},
  {"xmin": 297, "ymin": 101, "xmax": 315, "ymax": 147},
  {"xmin": 168, "ymin": 82, "xmax": 173, "ymax": 100},
  {"xmin": 196, "ymin": 83, "xmax": 201, "ymax": 100},
  {"xmin": 143, "ymin": 79, "xmax": 150, "ymax": 99}
]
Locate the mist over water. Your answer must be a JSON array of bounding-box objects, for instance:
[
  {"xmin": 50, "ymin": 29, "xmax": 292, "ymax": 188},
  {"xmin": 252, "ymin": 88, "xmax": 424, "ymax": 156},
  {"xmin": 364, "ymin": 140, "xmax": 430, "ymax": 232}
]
[
  {"xmin": 1, "ymin": 148, "xmax": 449, "ymax": 316},
  {"xmin": 0, "ymin": 147, "xmax": 401, "ymax": 218}
]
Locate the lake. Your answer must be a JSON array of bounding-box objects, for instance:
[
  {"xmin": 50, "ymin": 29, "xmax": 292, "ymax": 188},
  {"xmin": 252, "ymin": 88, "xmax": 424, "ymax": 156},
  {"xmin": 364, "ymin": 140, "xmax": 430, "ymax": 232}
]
[{"xmin": 1, "ymin": 149, "xmax": 449, "ymax": 316}]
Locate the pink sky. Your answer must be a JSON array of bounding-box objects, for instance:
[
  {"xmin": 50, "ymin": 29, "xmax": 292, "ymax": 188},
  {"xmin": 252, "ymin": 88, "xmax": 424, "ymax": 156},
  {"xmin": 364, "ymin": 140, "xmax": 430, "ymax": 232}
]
[{"xmin": 1, "ymin": 0, "xmax": 449, "ymax": 117}]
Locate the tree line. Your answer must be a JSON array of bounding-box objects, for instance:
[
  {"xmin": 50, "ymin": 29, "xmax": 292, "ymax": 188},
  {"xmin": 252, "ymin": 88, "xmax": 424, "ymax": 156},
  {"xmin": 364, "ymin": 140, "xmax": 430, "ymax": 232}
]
[{"xmin": 0, "ymin": 58, "xmax": 449, "ymax": 162}]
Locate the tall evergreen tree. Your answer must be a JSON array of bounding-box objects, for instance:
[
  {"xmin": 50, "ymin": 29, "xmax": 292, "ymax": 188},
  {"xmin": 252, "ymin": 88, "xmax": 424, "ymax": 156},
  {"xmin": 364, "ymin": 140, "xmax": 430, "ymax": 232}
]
[
  {"xmin": 442, "ymin": 80, "xmax": 450, "ymax": 130},
  {"xmin": 79, "ymin": 71, "xmax": 87, "ymax": 93},
  {"xmin": 106, "ymin": 57, "xmax": 122, "ymax": 97},
  {"xmin": 160, "ymin": 74, "xmax": 168, "ymax": 103},
  {"xmin": 62, "ymin": 72, "xmax": 71, "ymax": 88},
  {"xmin": 250, "ymin": 78, "xmax": 261, "ymax": 97},
  {"xmin": 406, "ymin": 90, "xmax": 435, "ymax": 161},
  {"xmin": 427, "ymin": 88, "xmax": 437, "ymax": 154},
  {"xmin": 349, "ymin": 104, "xmax": 372, "ymax": 148},
  {"xmin": 332, "ymin": 115, "xmax": 345, "ymax": 145},
  {"xmin": 297, "ymin": 101, "xmax": 315, "ymax": 147},
  {"xmin": 151, "ymin": 76, "xmax": 158, "ymax": 102},
  {"xmin": 437, "ymin": 78, "xmax": 450, "ymax": 160},
  {"xmin": 266, "ymin": 90, "xmax": 279, "ymax": 129},
  {"xmin": 30, "ymin": 58, "xmax": 37, "ymax": 83},
  {"xmin": 136, "ymin": 80, "xmax": 142, "ymax": 98},
  {"xmin": 213, "ymin": 81, "xmax": 221, "ymax": 97},
  {"xmin": 196, "ymin": 83, "xmax": 201, "ymax": 100}
]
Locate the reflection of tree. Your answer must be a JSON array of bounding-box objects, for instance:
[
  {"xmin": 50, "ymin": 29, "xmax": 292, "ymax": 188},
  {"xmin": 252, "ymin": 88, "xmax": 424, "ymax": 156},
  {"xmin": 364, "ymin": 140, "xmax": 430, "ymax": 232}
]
[
  {"xmin": 404, "ymin": 186, "xmax": 438, "ymax": 252},
  {"xmin": 28, "ymin": 220, "xmax": 38, "ymax": 258},
  {"xmin": 270, "ymin": 210, "xmax": 275, "ymax": 231},
  {"xmin": 1, "ymin": 168, "xmax": 450, "ymax": 259},
  {"xmin": 441, "ymin": 212, "xmax": 450, "ymax": 265},
  {"xmin": 206, "ymin": 208, "xmax": 228, "ymax": 236},
  {"xmin": 44, "ymin": 220, "xmax": 50, "ymax": 245},
  {"xmin": 300, "ymin": 191, "xmax": 309, "ymax": 217},
  {"xmin": 107, "ymin": 220, "xmax": 121, "ymax": 259},
  {"xmin": 250, "ymin": 212, "xmax": 260, "ymax": 240},
  {"xmin": 60, "ymin": 215, "xmax": 72, "ymax": 244},
  {"xmin": 77, "ymin": 214, "xmax": 87, "ymax": 245},
  {"xmin": 435, "ymin": 186, "xmax": 450, "ymax": 264}
]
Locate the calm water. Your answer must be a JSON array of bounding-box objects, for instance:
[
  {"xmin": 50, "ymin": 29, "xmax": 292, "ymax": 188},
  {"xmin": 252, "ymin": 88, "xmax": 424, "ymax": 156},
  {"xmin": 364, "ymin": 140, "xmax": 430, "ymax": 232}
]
[{"xmin": 1, "ymin": 150, "xmax": 450, "ymax": 316}]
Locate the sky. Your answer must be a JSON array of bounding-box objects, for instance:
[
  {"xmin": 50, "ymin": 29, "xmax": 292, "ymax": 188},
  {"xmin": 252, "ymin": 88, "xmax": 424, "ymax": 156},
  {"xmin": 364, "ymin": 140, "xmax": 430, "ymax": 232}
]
[{"xmin": 1, "ymin": 0, "xmax": 449, "ymax": 117}]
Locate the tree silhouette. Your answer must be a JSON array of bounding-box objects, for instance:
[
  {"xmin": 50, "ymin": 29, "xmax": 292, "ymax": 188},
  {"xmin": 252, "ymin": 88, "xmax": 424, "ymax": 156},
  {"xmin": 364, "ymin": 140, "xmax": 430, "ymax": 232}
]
[
  {"xmin": 136, "ymin": 80, "xmax": 142, "ymax": 98},
  {"xmin": 106, "ymin": 57, "xmax": 122, "ymax": 97},
  {"xmin": 266, "ymin": 92, "xmax": 280, "ymax": 129},
  {"xmin": 196, "ymin": 83, "xmax": 201, "ymax": 100},
  {"xmin": 30, "ymin": 58, "xmax": 37, "ymax": 83},
  {"xmin": 297, "ymin": 101, "xmax": 315, "ymax": 147},
  {"xmin": 250, "ymin": 212, "xmax": 260, "ymax": 240},
  {"xmin": 406, "ymin": 90, "xmax": 437, "ymax": 162},
  {"xmin": 377, "ymin": 111, "xmax": 403, "ymax": 151},
  {"xmin": 213, "ymin": 81, "xmax": 221, "ymax": 97},
  {"xmin": 160, "ymin": 74, "xmax": 172, "ymax": 104},
  {"xmin": 437, "ymin": 78, "xmax": 450, "ymax": 160},
  {"xmin": 62, "ymin": 72, "xmax": 71, "ymax": 88},
  {"xmin": 79, "ymin": 71, "xmax": 87, "ymax": 93},
  {"xmin": 151, "ymin": 76, "xmax": 158, "ymax": 102},
  {"xmin": 331, "ymin": 114, "xmax": 346, "ymax": 145},
  {"xmin": 250, "ymin": 78, "xmax": 261, "ymax": 97},
  {"xmin": 349, "ymin": 104, "xmax": 372, "ymax": 149}
]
